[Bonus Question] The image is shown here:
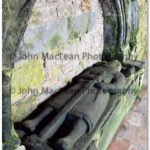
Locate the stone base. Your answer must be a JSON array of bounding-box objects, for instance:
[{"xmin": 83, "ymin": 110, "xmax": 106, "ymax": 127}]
[{"xmin": 73, "ymin": 62, "xmax": 144, "ymax": 150}]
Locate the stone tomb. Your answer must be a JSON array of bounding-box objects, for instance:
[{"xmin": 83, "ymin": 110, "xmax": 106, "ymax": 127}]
[
  {"xmin": 15, "ymin": 60, "xmax": 144, "ymax": 150},
  {"xmin": 2, "ymin": 0, "xmax": 142, "ymax": 150}
]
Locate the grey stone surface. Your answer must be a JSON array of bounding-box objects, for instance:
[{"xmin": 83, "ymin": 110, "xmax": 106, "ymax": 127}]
[
  {"xmin": 87, "ymin": 141, "xmax": 97, "ymax": 150},
  {"xmin": 130, "ymin": 1, "xmax": 139, "ymax": 31},
  {"xmin": 46, "ymin": 0, "xmax": 59, "ymax": 3},
  {"xmin": 129, "ymin": 1, "xmax": 139, "ymax": 48},
  {"xmin": 2, "ymin": 0, "xmax": 36, "ymax": 148},
  {"xmin": 17, "ymin": 18, "xmax": 68, "ymax": 58},
  {"xmin": 105, "ymin": 24, "xmax": 114, "ymax": 47},
  {"xmin": 88, "ymin": 12, "xmax": 97, "ymax": 32},
  {"xmin": 16, "ymin": 12, "xmax": 97, "ymax": 62},
  {"xmin": 34, "ymin": 0, "xmax": 46, "ymax": 7},
  {"xmin": 71, "ymin": 13, "xmax": 90, "ymax": 35}
]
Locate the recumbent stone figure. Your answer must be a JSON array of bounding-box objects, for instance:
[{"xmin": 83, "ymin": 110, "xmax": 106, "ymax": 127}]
[{"xmin": 19, "ymin": 60, "xmax": 126, "ymax": 150}]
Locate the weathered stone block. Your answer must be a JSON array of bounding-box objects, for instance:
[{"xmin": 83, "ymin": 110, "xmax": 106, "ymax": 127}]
[
  {"xmin": 71, "ymin": 13, "xmax": 90, "ymax": 36},
  {"xmin": 17, "ymin": 11, "xmax": 97, "ymax": 61},
  {"xmin": 73, "ymin": 0, "xmax": 82, "ymax": 16},
  {"xmin": 34, "ymin": 0, "xmax": 46, "ymax": 7},
  {"xmin": 46, "ymin": 0, "xmax": 59, "ymax": 3},
  {"xmin": 88, "ymin": 12, "xmax": 97, "ymax": 32},
  {"xmin": 11, "ymin": 58, "xmax": 45, "ymax": 102},
  {"xmin": 18, "ymin": 18, "xmax": 68, "ymax": 57},
  {"xmin": 12, "ymin": 95, "xmax": 37, "ymax": 122}
]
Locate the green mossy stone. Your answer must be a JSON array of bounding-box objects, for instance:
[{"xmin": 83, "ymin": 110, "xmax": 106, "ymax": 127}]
[
  {"xmin": 11, "ymin": 58, "xmax": 45, "ymax": 101},
  {"xmin": 3, "ymin": 128, "xmax": 20, "ymax": 150},
  {"xmin": 50, "ymin": 34, "xmax": 64, "ymax": 49},
  {"xmin": 12, "ymin": 95, "xmax": 37, "ymax": 122}
]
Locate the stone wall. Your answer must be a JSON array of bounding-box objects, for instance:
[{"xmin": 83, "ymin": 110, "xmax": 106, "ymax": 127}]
[
  {"xmin": 12, "ymin": 0, "xmax": 104, "ymax": 122},
  {"xmin": 3, "ymin": 0, "xmax": 144, "ymax": 149}
]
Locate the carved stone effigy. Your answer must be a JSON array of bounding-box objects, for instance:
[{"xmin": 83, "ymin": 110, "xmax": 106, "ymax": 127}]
[
  {"xmin": 15, "ymin": 60, "xmax": 144, "ymax": 150},
  {"xmin": 2, "ymin": 0, "xmax": 144, "ymax": 149}
]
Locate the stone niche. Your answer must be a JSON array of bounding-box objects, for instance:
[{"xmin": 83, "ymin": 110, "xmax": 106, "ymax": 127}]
[
  {"xmin": 4, "ymin": 0, "xmax": 144, "ymax": 150},
  {"xmin": 11, "ymin": 0, "xmax": 104, "ymax": 122}
]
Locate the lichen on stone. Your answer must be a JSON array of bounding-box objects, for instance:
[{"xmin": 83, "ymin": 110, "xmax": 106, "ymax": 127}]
[
  {"xmin": 79, "ymin": 61, "xmax": 84, "ymax": 68},
  {"xmin": 50, "ymin": 34, "xmax": 64, "ymax": 49},
  {"xmin": 12, "ymin": 95, "xmax": 37, "ymax": 122},
  {"xmin": 11, "ymin": 58, "xmax": 45, "ymax": 101},
  {"xmin": 28, "ymin": 8, "xmax": 42, "ymax": 25},
  {"xmin": 43, "ymin": 34, "xmax": 66, "ymax": 55},
  {"xmin": 67, "ymin": 17, "xmax": 79, "ymax": 40},
  {"xmin": 64, "ymin": 78, "xmax": 70, "ymax": 85},
  {"xmin": 3, "ymin": 127, "xmax": 21, "ymax": 150},
  {"xmin": 48, "ymin": 66, "xmax": 62, "ymax": 79}
]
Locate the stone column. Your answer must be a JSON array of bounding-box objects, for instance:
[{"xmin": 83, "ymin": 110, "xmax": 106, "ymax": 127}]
[{"xmin": 2, "ymin": 0, "xmax": 36, "ymax": 149}]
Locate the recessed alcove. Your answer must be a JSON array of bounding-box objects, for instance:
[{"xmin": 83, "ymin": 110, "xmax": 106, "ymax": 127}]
[{"xmin": 2, "ymin": 0, "xmax": 144, "ymax": 150}]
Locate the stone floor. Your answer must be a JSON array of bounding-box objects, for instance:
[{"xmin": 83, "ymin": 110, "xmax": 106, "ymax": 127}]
[{"xmin": 108, "ymin": 66, "xmax": 148, "ymax": 150}]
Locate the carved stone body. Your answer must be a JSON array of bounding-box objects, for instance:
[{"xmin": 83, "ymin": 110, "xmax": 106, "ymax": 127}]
[{"xmin": 18, "ymin": 60, "xmax": 126, "ymax": 150}]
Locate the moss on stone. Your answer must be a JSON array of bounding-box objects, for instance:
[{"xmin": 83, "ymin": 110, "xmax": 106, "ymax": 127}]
[
  {"xmin": 3, "ymin": 0, "xmax": 36, "ymax": 69},
  {"xmin": 74, "ymin": 67, "xmax": 144, "ymax": 150},
  {"xmin": 79, "ymin": 61, "xmax": 84, "ymax": 68},
  {"xmin": 74, "ymin": 32, "xmax": 79, "ymax": 38},
  {"xmin": 12, "ymin": 95, "xmax": 37, "ymax": 122},
  {"xmin": 105, "ymin": 16, "xmax": 118, "ymax": 46},
  {"xmin": 43, "ymin": 34, "xmax": 65, "ymax": 54},
  {"xmin": 86, "ymin": 12, "xmax": 91, "ymax": 33},
  {"xmin": 48, "ymin": 66, "xmax": 62, "ymax": 79},
  {"xmin": 26, "ymin": 31, "xmax": 43, "ymax": 49},
  {"xmin": 103, "ymin": 16, "xmax": 122, "ymax": 61},
  {"xmin": 28, "ymin": 36, "xmax": 38, "ymax": 49},
  {"xmin": 11, "ymin": 58, "xmax": 45, "ymax": 101},
  {"xmin": 129, "ymin": 28, "xmax": 139, "ymax": 50},
  {"xmin": 29, "ymin": 8, "xmax": 42, "ymax": 25},
  {"xmin": 3, "ymin": 127, "xmax": 20, "ymax": 150},
  {"xmin": 102, "ymin": 48, "xmax": 124, "ymax": 62},
  {"xmin": 50, "ymin": 34, "xmax": 64, "ymax": 49},
  {"xmin": 3, "ymin": 0, "xmax": 37, "ymax": 148},
  {"xmin": 67, "ymin": 17, "xmax": 79, "ymax": 40},
  {"xmin": 98, "ymin": 70, "xmax": 143, "ymax": 150},
  {"xmin": 69, "ymin": 38, "xmax": 79, "ymax": 45},
  {"xmin": 99, "ymin": 98, "xmax": 126, "ymax": 150},
  {"xmin": 64, "ymin": 78, "xmax": 70, "ymax": 85}
]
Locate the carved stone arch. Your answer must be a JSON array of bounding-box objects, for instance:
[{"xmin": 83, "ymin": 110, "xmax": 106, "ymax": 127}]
[
  {"xmin": 2, "ymin": 0, "xmax": 36, "ymax": 149},
  {"xmin": 100, "ymin": 0, "xmax": 139, "ymax": 61}
]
